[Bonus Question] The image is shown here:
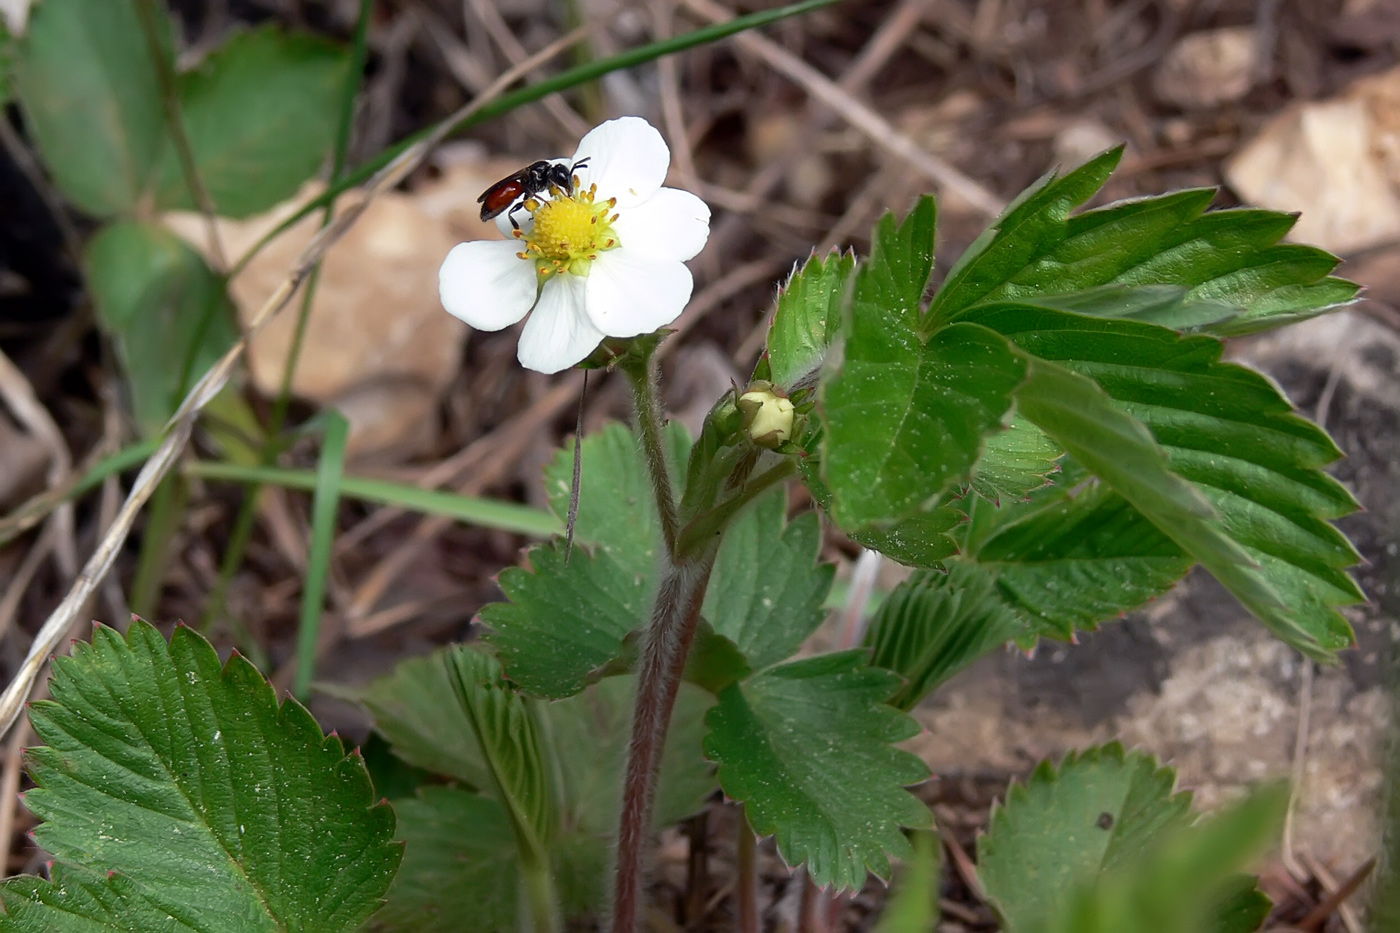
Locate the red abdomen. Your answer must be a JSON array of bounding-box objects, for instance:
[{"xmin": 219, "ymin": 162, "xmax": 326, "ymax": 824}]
[{"xmin": 478, "ymin": 179, "xmax": 526, "ymax": 220}]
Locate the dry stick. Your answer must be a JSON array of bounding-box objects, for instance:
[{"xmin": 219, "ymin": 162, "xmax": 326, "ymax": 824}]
[
  {"xmin": 1297, "ymin": 858, "xmax": 1375, "ymax": 933},
  {"xmin": 1301, "ymin": 852, "xmax": 1365, "ymax": 933},
  {"xmin": 0, "ymin": 30, "xmax": 591, "ymax": 743},
  {"xmin": 650, "ymin": 0, "xmax": 702, "ymax": 193},
  {"xmin": 0, "ymin": 349, "xmax": 76, "ymax": 578},
  {"xmin": 464, "ymin": 0, "xmax": 591, "ymax": 141}
]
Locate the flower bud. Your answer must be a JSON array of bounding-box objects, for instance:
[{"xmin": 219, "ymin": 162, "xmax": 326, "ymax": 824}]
[{"xmin": 737, "ymin": 382, "xmax": 796, "ymax": 449}]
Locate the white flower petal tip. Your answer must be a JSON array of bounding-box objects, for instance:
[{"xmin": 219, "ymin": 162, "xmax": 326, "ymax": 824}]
[
  {"xmin": 517, "ymin": 275, "xmax": 605, "ymax": 374},
  {"xmin": 585, "ymin": 250, "xmax": 694, "ymax": 338},
  {"xmin": 572, "ymin": 116, "xmax": 671, "ymax": 207},
  {"xmin": 439, "ymin": 240, "xmax": 538, "ymax": 331},
  {"xmin": 612, "ymin": 187, "xmax": 711, "ymax": 262}
]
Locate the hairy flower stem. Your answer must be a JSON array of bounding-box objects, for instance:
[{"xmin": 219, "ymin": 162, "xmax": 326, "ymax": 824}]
[
  {"xmin": 612, "ymin": 555, "xmax": 715, "ymax": 933},
  {"xmin": 621, "ymin": 353, "xmax": 680, "ymax": 556}
]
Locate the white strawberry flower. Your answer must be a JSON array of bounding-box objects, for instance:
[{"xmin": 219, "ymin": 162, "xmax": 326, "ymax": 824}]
[{"xmin": 439, "ymin": 116, "xmax": 711, "ymax": 374}]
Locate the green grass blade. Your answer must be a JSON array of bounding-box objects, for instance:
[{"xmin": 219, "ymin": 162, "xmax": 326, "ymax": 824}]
[
  {"xmin": 186, "ymin": 460, "xmax": 562, "ymax": 538},
  {"xmin": 294, "ymin": 412, "xmax": 349, "ymax": 700}
]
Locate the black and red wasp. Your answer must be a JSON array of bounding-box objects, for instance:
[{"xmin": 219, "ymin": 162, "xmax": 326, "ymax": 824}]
[{"xmin": 477, "ymin": 158, "xmax": 591, "ymax": 228}]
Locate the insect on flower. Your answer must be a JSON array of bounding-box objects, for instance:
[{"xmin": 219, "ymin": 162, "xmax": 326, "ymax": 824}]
[{"xmin": 477, "ymin": 158, "xmax": 591, "ymax": 229}]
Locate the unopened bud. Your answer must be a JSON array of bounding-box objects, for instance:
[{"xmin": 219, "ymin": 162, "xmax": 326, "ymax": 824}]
[{"xmin": 738, "ymin": 382, "xmax": 796, "ymax": 448}]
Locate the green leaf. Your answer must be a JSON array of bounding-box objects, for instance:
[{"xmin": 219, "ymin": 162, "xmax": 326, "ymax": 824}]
[
  {"xmin": 295, "ymin": 410, "xmax": 348, "ymax": 699},
  {"xmin": 0, "ymin": 863, "xmax": 252, "ymax": 932},
  {"xmin": 16, "ymin": 0, "xmax": 169, "ymax": 215},
  {"xmin": 1011, "ymin": 284, "xmax": 1241, "ymax": 332},
  {"xmin": 705, "ymin": 651, "xmax": 931, "ymax": 890},
  {"xmin": 1034, "ymin": 782, "xmax": 1286, "ymax": 933},
  {"xmin": 702, "ymin": 488, "xmax": 834, "ymax": 670},
  {"xmin": 863, "ymin": 563, "xmax": 1025, "ymax": 709},
  {"xmin": 821, "ymin": 197, "xmax": 1028, "ymax": 530},
  {"xmin": 927, "ymin": 149, "xmax": 1357, "ymax": 334},
  {"xmin": 847, "ymin": 505, "xmax": 964, "ymax": 568},
  {"xmin": 981, "ymin": 305, "xmax": 1361, "ymax": 658},
  {"xmin": 443, "ymin": 647, "xmax": 555, "ymax": 857},
  {"xmin": 372, "ymin": 787, "xmax": 518, "ymax": 933},
  {"xmin": 968, "ymin": 415, "xmax": 1063, "ymax": 504},
  {"xmin": 1210, "ymin": 876, "xmax": 1273, "ymax": 933},
  {"xmin": 152, "ymin": 27, "xmax": 351, "ymax": 217},
  {"xmin": 85, "ymin": 220, "xmax": 239, "ymax": 435},
  {"xmin": 972, "ymin": 483, "xmax": 1194, "ymax": 640},
  {"xmin": 0, "ymin": 19, "xmax": 16, "ymax": 103},
  {"xmin": 977, "ymin": 743, "xmax": 1194, "ymax": 931},
  {"xmin": 766, "ymin": 248, "xmax": 855, "ymax": 389},
  {"xmin": 12, "ymin": 621, "xmax": 399, "ymax": 933},
  {"xmin": 872, "ymin": 830, "xmax": 940, "ymax": 933},
  {"xmin": 335, "ymin": 651, "xmax": 492, "ymax": 789},
  {"xmin": 362, "ymin": 672, "xmax": 714, "ymax": 929}
]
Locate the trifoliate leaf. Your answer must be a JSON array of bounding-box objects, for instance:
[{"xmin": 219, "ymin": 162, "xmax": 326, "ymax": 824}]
[
  {"xmin": 766, "ymin": 248, "xmax": 856, "ymax": 390},
  {"xmin": 443, "ymin": 648, "xmax": 555, "ymax": 858},
  {"xmin": 821, "ymin": 197, "xmax": 1027, "ymax": 530},
  {"xmin": 16, "ymin": 0, "xmax": 170, "ymax": 215},
  {"xmin": 971, "ymin": 483, "xmax": 1194, "ymax": 640},
  {"xmin": 702, "ymin": 488, "xmax": 834, "ymax": 671},
  {"xmin": 968, "ymin": 415, "xmax": 1063, "ymax": 504},
  {"xmin": 86, "ymin": 220, "xmax": 239, "ymax": 436},
  {"xmin": 978, "ymin": 304, "xmax": 1362, "ymax": 658},
  {"xmin": 863, "ymin": 563, "xmax": 1025, "ymax": 709},
  {"xmin": 927, "ymin": 149, "xmax": 1357, "ymax": 335},
  {"xmin": 372, "ymin": 788, "xmax": 518, "ymax": 933},
  {"xmin": 1032, "ymin": 781, "xmax": 1286, "ymax": 933},
  {"xmin": 705, "ymin": 651, "xmax": 931, "ymax": 890},
  {"xmin": 152, "ymin": 27, "xmax": 351, "ymax": 218},
  {"xmin": 338, "ymin": 650, "xmax": 492, "ymax": 789},
  {"xmin": 9, "ymin": 621, "xmax": 399, "ymax": 933},
  {"xmin": 977, "ymin": 743, "xmax": 1194, "ymax": 932}
]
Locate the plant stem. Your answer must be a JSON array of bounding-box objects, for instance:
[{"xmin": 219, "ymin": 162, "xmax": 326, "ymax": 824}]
[
  {"xmin": 520, "ymin": 856, "xmax": 561, "ymax": 933},
  {"xmin": 736, "ymin": 805, "xmax": 759, "ymax": 933},
  {"xmin": 621, "ymin": 353, "xmax": 679, "ymax": 556},
  {"xmin": 612, "ymin": 555, "xmax": 716, "ymax": 933}
]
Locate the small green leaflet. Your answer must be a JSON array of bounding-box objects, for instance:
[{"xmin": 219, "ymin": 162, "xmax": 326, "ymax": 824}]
[
  {"xmin": 863, "ymin": 563, "xmax": 1025, "ymax": 709},
  {"xmin": 4, "ymin": 621, "xmax": 399, "ymax": 933},
  {"xmin": 968, "ymin": 415, "xmax": 1063, "ymax": 504},
  {"xmin": 704, "ymin": 651, "xmax": 931, "ymax": 890},
  {"xmin": 926, "ymin": 147, "xmax": 1357, "ymax": 335},
  {"xmin": 765, "ymin": 248, "xmax": 855, "ymax": 390}
]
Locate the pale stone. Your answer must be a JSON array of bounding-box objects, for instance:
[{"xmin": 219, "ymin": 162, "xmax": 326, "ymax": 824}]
[{"xmin": 1154, "ymin": 26, "xmax": 1258, "ymax": 109}]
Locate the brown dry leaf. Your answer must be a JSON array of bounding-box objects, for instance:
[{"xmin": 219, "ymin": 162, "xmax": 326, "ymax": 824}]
[
  {"xmin": 1226, "ymin": 65, "xmax": 1400, "ymax": 255},
  {"xmin": 166, "ymin": 159, "xmax": 518, "ymax": 461},
  {"xmin": 1153, "ymin": 27, "xmax": 1258, "ymax": 110}
]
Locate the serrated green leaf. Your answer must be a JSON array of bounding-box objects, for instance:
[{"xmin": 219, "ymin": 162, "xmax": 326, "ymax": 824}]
[
  {"xmin": 16, "ymin": 0, "xmax": 169, "ymax": 215},
  {"xmin": 821, "ymin": 197, "xmax": 1028, "ymax": 530},
  {"xmin": 443, "ymin": 647, "xmax": 555, "ymax": 857},
  {"xmin": 972, "ymin": 483, "xmax": 1193, "ymax": 640},
  {"xmin": 864, "ymin": 563, "xmax": 1025, "ymax": 709},
  {"xmin": 85, "ymin": 220, "xmax": 239, "ymax": 435},
  {"xmin": 766, "ymin": 248, "xmax": 855, "ymax": 389},
  {"xmin": 847, "ymin": 505, "xmax": 964, "ymax": 568},
  {"xmin": 977, "ymin": 743, "xmax": 1194, "ymax": 931},
  {"xmin": 1033, "ymin": 781, "xmax": 1286, "ymax": 933},
  {"xmin": 1011, "ymin": 284, "xmax": 1241, "ymax": 332},
  {"xmin": 705, "ymin": 651, "xmax": 931, "ymax": 890},
  {"xmin": 0, "ymin": 863, "xmax": 231, "ymax": 932},
  {"xmin": 702, "ymin": 488, "xmax": 834, "ymax": 670},
  {"xmin": 979, "ymin": 304, "xmax": 1361, "ymax": 658},
  {"xmin": 14, "ymin": 621, "xmax": 399, "ymax": 933},
  {"xmin": 968, "ymin": 415, "xmax": 1063, "ymax": 504},
  {"xmin": 927, "ymin": 148, "xmax": 1357, "ymax": 334},
  {"xmin": 872, "ymin": 830, "xmax": 940, "ymax": 933},
  {"xmin": 371, "ymin": 787, "xmax": 519, "ymax": 933},
  {"xmin": 333, "ymin": 651, "xmax": 491, "ymax": 790},
  {"xmin": 364, "ymin": 675, "xmax": 714, "ymax": 929},
  {"xmin": 152, "ymin": 27, "xmax": 351, "ymax": 217}
]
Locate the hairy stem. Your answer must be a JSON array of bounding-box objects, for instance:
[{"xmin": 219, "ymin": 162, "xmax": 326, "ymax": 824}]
[
  {"xmin": 622, "ymin": 353, "xmax": 679, "ymax": 556},
  {"xmin": 612, "ymin": 555, "xmax": 715, "ymax": 933}
]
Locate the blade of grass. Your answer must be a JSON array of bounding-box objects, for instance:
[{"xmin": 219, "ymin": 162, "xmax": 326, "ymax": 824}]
[
  {"xmin": 185, "ymin": 460, "xmax": 561, "ymax": 538},
  {"xmin": 294, "ymin": 412, "xmax": 349, "ymax": 699},
  {"xmin": 229, "ymin": 0, "xmax": 839, "ymax": 275},
  {"xmin": 0, "ymin": 441, "xmax": 160, "ymax": 548}
]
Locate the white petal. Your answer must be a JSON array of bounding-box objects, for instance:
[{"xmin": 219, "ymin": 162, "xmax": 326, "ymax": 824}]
[
  {"xmin": 571, "ymin": 116, "xmax": 669, "ymax": 208},
  {"xmin": 517, "ymin": 274, "xmax": 605, "ymax": 374},
  {"xmin": 583, "ymin": 249, "xmax": 694, "ymax": 338},
  {"xmin": 440, "ymin": 240, "xmax": 537, "ymax": 331},
  {"xmin": 612, "ymin": 188, "xmax": 711, "ymax": 262}
]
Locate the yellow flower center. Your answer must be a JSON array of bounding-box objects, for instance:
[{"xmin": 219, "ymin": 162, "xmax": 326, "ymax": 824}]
[{"xmin": 515, "ymin": 182, "xmax": 621, "ymax": 278}]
